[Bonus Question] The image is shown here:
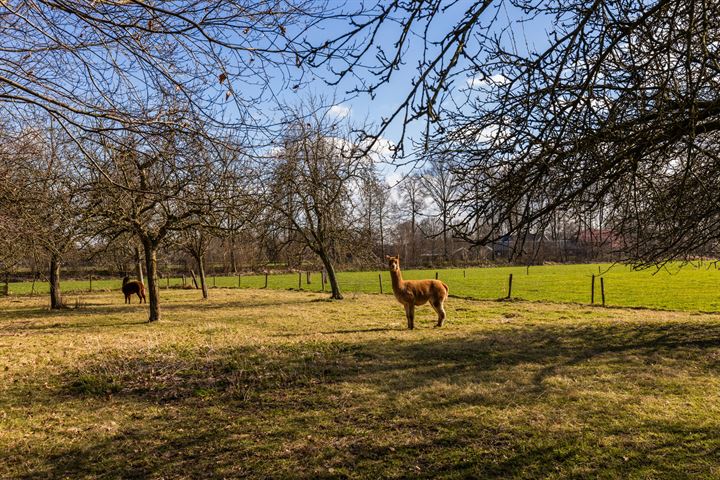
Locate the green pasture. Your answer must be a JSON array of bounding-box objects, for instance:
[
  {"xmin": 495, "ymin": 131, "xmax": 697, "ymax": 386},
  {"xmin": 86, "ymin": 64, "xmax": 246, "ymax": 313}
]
[
  {"xmin": 3, "ymin": 289, "xmax": 720, "ymax": 478},
  {"xmin": 7, "ymin": 262, "xmax": 720, "ymax": 312}
]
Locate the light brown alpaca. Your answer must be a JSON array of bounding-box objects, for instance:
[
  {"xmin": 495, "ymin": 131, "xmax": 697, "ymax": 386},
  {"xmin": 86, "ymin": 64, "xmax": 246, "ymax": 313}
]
[{"xmin": 386, "ymin": 255, "xmax": 448, "ymax": 329}]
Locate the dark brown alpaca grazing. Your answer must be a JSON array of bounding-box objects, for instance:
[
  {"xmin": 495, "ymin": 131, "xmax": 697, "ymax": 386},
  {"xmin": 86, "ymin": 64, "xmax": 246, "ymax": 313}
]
[
  {"xmin": 386, "ymin": 255, "xmax": 448, "ymax": 329},
  {"xmin": 122, "ymin": 276, "xmax": 146, "ymax": 304}
]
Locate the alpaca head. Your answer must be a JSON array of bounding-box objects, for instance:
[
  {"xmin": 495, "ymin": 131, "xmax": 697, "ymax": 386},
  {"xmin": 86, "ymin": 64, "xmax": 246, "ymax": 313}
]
[
  {"xmin": 385, "ymin": 255, "xmax": 400, "ymax": 272},
  {"xmin": 122, "ymin": 276, "xmax": 130, "ymax": 286}
]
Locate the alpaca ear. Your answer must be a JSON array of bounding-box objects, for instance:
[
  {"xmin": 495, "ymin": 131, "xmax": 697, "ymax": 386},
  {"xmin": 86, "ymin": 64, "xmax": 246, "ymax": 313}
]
[{"xmin": 385, "ymin": 255, "xmax": 391, "ymax": 260}]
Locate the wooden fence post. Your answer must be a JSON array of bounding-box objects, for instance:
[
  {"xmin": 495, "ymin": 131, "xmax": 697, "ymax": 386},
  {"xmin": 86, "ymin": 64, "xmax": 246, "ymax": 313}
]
[
  {"xmin": 321, "ymin": 271, "xmax": 326, "ymax": 292},
  {"xmin": 238, "ymin": 274, "xmax": 241, "ymax": 288},
  {"xmin": 507, "ymin": 273, "xmax": 513, "ymax": 299},
  {"xmin": 298, "ymin": 272, "xmax": 302, "ymax": 290},
  {"xmin": 601, "ymin": 277, "xmax": 606, "ymax": 307},
  {"xmin": 264, "ymin": 273, "xmax": 268, "ymax": 289},
  {"xmin": 306, "ymin": 271, "xmax": 311, "ymax": 284},
  {"xmin": 379, "ymin": 273, "xmax": 383, "ymax": 294},
  {"xmin": 463, "ymin": 269, "xmax": 466, "ymax": 278},
  {"xmin": 591, "ymin": 274, "xmax": 595, "ymax": 305},
  {"xmin": 435, "ymin": 272, "xmax": 439, "ymax": 280},
  {"xmin": 182, "ymin": 274, "xmax": 186, "ymax": 287}
]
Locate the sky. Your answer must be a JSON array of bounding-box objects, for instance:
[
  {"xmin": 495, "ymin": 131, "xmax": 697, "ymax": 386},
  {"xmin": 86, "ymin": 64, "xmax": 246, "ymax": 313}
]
[
  {"xmin": 246, "ymin": 0, "xmax": 555, "ymax": 189},
  {"xmin": 291, "ymin": 1, "xmax": 554, "ymax": 159}
]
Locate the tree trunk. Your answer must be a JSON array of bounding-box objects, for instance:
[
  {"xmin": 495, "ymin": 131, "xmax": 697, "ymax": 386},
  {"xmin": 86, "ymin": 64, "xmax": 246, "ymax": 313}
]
[
  {"xmin": 379, "ymin": 215, "xmax": 385, "ymax": 258},
  {"xmin": 142, "ymin": 241, "xmax": 160, "ymax": 322},
  {"xmin": 411, "ymin": 210, "xmax": 416, "ymax": 266},
  {"xmin": 443, "ymin": 209, "xmax": 449, "ymax": 261},
  {"xmin": 229, "ymin": 235, "xmax": 237, "ymax": 274},
  {"xmin": 197, "ymin": 254, "xmax": 208, "ymax": 299},
  {"xmin": 49, "ymin": 254, "xmax": 63, "ymax": 309},
  {"xmin": 134, "ymin": 246, "xmax": 144, "ymax": 284},
  {"xmin": 319, "ymin": 252, "xmax": 342, "ymax": 299}
]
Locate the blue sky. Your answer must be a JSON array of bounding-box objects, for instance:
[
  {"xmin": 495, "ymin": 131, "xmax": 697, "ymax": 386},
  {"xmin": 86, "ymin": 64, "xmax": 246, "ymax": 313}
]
[
  {"xmin": 206, "ymin": 1, "xmax": 555, "ymax": 186},
  {"xmin": 287, "ymin": 0, "xmax": 554, "ymax": 159}
]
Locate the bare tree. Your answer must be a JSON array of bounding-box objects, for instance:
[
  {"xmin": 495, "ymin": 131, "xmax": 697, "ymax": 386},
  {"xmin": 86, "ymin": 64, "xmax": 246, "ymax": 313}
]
[
  {"xmin": 358, "ymin": 166, "xmax": 392, "ymax": 259},
  {"xmin": 397, "ymin": 174, "xmax": 425, "ymax": 265},
  {"xmin": 0, "ymin": 125, "xmax": 30, "ymax": 282},
  {"xmin": 86, "ymin": 110, "xmax": 230, "ymax": 321},
  {"xmin": 306, "ymin": 0, "xmax": 720, "ymax": 265},
  {"xmin": 217, "ymin": 150, "xmax": 263, "ymax": 274},
  {"xmin": 421, "ymin": 156, "xmax": 458, "ymax": 261},
  {"xmin": 1, "ymin": 2, "xmax": 340, "ymax": 293},
  {"xmin": 177, "ymin": 228, "xmax": 211, "ymax": 299},
  {"xmin": 266, "ymin": 105, "xmax": 370, "ymax": 299},
  {"xmin": 0, "ymin": 120, "xmax": 86, "ymax": 308}
]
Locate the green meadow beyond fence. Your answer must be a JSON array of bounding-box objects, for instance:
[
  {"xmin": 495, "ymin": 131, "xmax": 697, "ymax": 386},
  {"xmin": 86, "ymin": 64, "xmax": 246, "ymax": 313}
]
[{"xmin": 6, "ymin": 263, "xmax": 720, "ymax": 312}]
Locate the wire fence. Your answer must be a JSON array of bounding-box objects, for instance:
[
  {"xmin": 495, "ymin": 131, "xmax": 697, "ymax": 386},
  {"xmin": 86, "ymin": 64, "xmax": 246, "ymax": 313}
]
[{"xmin": 4, "ymin": 263, "xmax": 720, "ymax": 313}]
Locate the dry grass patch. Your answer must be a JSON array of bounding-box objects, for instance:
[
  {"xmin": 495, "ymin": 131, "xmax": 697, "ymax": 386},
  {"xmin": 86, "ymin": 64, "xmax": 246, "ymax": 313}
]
[{"xmin": 2, "ymin": 289, "xmax": 720, "ymax": 478}]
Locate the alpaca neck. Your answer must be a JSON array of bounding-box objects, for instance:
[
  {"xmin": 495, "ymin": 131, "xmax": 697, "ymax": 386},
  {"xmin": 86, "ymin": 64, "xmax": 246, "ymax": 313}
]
[{"xmin": 390, "ymin": 268, "xmax": 404, "ymax": 293}]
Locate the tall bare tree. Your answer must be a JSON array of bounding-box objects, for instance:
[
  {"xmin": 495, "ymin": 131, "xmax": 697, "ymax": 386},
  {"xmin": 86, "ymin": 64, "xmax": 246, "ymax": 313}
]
[
  {"xmin": 397, "ymin": 174, "xmax": 425, "ymax": 265},
  {"xmin": 0, "ymin": 120, "xmax": 86, "ymax": 308},
  {"xmin": 422, "ymin": 156, "xmax": 458, "ymax": 261},
  {"xmin": 266, "ymin": 106, "xmax": 370, "ymax": 299},
  {"xmin": 358, "ymin": 166, "xmax": 392, "ymax": 259},
  {"xmin": 177, "ymin": 228, "xmax": 212, "ymax": 299},
  {"xmin": 86, "ymin": 111, "xmax": 230, "ymax": 321}
]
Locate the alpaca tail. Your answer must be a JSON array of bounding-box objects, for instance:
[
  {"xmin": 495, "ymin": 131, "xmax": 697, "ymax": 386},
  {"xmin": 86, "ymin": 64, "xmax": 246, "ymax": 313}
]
[{"xmin": 442, "ymin": 282, "xmax": 449, "ymax": 295}]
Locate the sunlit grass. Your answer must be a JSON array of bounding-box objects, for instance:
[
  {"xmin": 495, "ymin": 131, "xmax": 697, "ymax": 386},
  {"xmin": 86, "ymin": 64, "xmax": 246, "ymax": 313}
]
[
  {"xmin": 2, "ymin": 289, "xmax": 720, "ymax": 478},
  {"xmin": 10, "ymin": 261, "xmax": 720, "ymax": 311}
]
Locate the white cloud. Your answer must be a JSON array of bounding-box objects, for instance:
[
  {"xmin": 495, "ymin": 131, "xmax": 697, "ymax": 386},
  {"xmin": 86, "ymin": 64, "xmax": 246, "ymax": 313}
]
[
  {"xmin": 466, "ymin": 73, "xmax": 508, "ymax": 89},
  {"xmin": 328, "ymin": 104, "xmax": 351, "ymax": 118},
  {"xmin": 476, "ymin": 124, "xmax": 499, "ymax": 143},
  {"xmin": 386, "ymin": 171, "xmax": 403, "ymax": 187},
  {"xmin": 371, "ymin": 136, "xmax": 396, "ymax": 158},
  {"xmin": 355, "ymin": 135, "xmax": 397, "ymax": 163}
]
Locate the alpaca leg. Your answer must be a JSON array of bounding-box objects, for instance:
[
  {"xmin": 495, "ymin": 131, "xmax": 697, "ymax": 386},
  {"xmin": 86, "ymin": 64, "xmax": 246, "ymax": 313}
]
[
  {"xmin": 432, "ymin": 300, "xmax": 446, "ymax": 327},
  {"xmin": 405, "ymin": 304, "xmax": 415, "ymax": 330}
]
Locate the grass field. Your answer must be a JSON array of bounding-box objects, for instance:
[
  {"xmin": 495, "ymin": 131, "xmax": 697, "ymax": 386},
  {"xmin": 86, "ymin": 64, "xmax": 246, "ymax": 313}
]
[
  {"xmin": 9, "ymin": 262, "xmax": 720, "ymax": 312},
  {"xmin": 2, "ymin": 289, "xmax": 720, "ymax": 478}
]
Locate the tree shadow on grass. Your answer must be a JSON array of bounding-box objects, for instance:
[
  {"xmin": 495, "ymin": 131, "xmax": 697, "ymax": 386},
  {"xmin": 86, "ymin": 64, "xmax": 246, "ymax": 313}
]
[
  {"xmin": 0, "ymin": 296, "xmax": 322, "ymax": 333},
  {"xmin": 5, "ymin": 320, "xmax": 720, "ymax": 478},
  {"xmin": 270, "ymin": 327, "xmax": 403, "ymax": 338}
]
